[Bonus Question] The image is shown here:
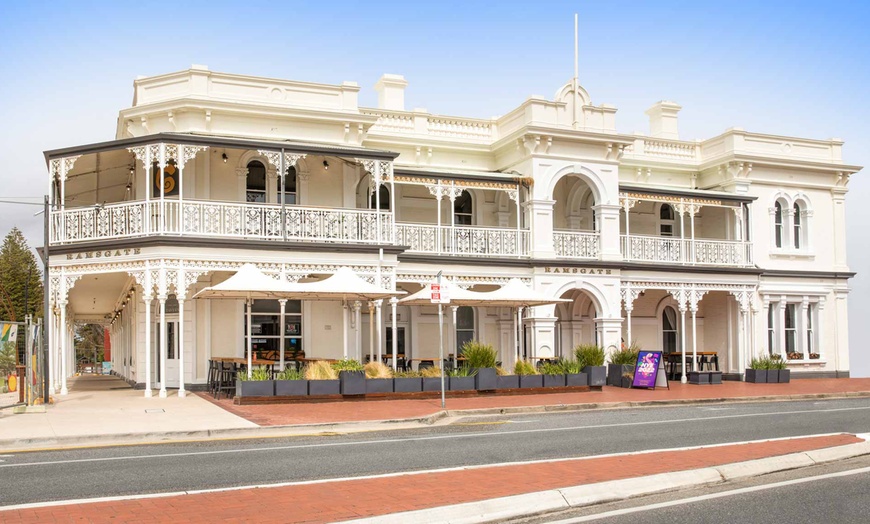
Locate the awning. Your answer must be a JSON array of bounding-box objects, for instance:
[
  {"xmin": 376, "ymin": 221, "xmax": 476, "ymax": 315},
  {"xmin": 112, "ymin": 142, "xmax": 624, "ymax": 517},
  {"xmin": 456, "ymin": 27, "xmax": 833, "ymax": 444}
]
[
  {"xmin": 284, "ymin": 267, "xmax": 404, "ymax": 301},
  {"xmin": 192, "ymin": 264, "xmax": 294, "ymax": 300}
]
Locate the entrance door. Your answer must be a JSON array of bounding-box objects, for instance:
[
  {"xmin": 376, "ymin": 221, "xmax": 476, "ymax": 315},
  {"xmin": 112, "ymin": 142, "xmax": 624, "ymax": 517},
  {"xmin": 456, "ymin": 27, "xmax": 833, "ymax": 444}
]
[{"xmin": 153, "ymin": 319, "xmax": 180, "ymax": 388}]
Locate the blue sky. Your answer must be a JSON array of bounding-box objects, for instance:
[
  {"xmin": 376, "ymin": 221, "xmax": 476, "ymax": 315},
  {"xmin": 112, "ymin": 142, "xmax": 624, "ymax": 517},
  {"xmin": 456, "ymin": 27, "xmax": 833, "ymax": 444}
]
[{"xmin": 1, "ymin": 0, "xmax": 868, "ymax": 374}]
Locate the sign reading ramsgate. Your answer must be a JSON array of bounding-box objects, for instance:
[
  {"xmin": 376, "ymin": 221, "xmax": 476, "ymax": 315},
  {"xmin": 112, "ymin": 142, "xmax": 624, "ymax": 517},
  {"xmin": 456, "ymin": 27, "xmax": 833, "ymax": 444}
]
[
  {"xmin": 544, "ymin": 267, "xmax": 613, "ymax": 275},
  {"xmin": 66, "ymin": 248, "xmax": 141, "ymax": 260}
]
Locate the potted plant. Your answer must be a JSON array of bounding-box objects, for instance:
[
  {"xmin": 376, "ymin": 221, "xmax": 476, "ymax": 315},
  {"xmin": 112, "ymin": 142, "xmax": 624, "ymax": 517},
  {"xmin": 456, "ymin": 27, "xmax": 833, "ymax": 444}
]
[
  {"xmin": 462, "ymin": 341, "xmax": 498, "ymax": 391},
  {"xmin": 809, "ymin": 353, "xmax": 820, "ymax": 360},
  {"xmin": 620, "ymin": 371, "xmax": 634, "ymax": 389},
  {"xmin": 274, "ymin": 366, "xmax": 308, "ymax": 396},
  {"xmin": 745, "ymin": 356, "xmax": 769, "ymax": 383},
  {"xmin": 787, "ymin": 352, "xmax": 803, "ymax": 361},
  {"xmin": 333, "ymin": 358, "xmax": 365, "ymax": 395},
  {"xmin": 767, "ymin": 355, "xmax": 783, "ymax": 383},
  {"xmin": 607, "ymin": 344, "xmax": 639, "ymax": 387},
  {"xmin": 770, "ymin": 355, "xmax": 790, "ymax": 383},
  {"xmin": 448, "ymin": 366, "xmax": 477, "ymax": 391},
  {"xmin": 496, "ymin": 366, "xmax": 519, "ymax": 389},
  {"xmin": 393, "ymin": 370, "xmax": 423, "ymax": 393},
  {"xmin": 576, "ymin": 344, "xmax": 606, "ymax": 386},
  {"xmin": 364, "ymin": 361, "xmax": 394, "ymax": 393},
  {"xmin": 540, "ymin": 361, "xmax": 566, "ymax": 388},
  {"xmin": 559, "ymin": 358, "xmax": 588, "ymax": 386},
  {"xmin": 420, "ymin": 365, "xmax": 445, "ymax": 392},
  {"xmin": 305, "ymin": 361, "xmax": 340, "ymax": 395},
  {"xmin": 515, "ymin": 360, "xmax": 543, "ymax": 388},
  {"xmin": 236, "ymin": 365, "xmax": 274, "ymax": 397},
  {"xmin": 688, "ymin": 369, "xmax": 710, "ymax": 385}
]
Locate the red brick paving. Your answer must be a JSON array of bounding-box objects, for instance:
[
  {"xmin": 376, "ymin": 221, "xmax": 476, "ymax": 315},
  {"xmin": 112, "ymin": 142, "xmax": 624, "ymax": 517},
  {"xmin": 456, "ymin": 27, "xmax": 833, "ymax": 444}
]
[
  {"xmin": 0, "ymin": 434, "xmax": 861, "ymax": 524},
  {"xmin": 199, "ymin": 378, "xmax": 870, "ymax": 427}
]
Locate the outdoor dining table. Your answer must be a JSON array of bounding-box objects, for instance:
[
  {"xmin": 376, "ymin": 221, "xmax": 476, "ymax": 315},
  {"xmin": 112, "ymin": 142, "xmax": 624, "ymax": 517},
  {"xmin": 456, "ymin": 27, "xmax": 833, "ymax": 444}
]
[{"xmin": 665, "ymin": 352, "xmax": 719, "ymax": 378}]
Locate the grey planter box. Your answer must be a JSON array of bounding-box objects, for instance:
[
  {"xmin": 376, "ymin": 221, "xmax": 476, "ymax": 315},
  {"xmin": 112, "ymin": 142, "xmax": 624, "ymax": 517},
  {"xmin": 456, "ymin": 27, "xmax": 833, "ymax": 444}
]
[
  {"xmin": 308, "ymin": 379, "xmax": 340, "ymax": 396},
  {"xmin": 620, "ymin": 376, "xmax": 633, "ymax": 388},
  {"xmin": 767, "ymin": 370, "xmax": 780, "ymax": 383},
  {"xmin": 542, "ymin": 374, "xmax": 566, "ymax": 388},
  {"xmin": 688, "ymin": 371, "xmax": 709, "ymax": 385},
  {"xmin": 474, "ymin": 368, "xmax": 497, "ymax": 391},
  {"xmin": 275, "ymin": 380, "xmax": 308, "ymax": 396},
  {"xmin": 708, "ymin": 371, "xmax": 723, "ymax": 384},
  {"xmin": 519, "ymin": 375, "xmax": 544, "ymax": 388},
  {"xmin": 584, "ymin": 366, "xmax": 606, "ymax": 386},
  {"xmin": 496, "ymin": 375, "xmax": 519, "ymax": 389},
  {"xmin": 745, "ymin": 369, "xmax": 768, "ymax": 383},
  {"xmin": 778, "ymin": 369, "xmax": 791, "ymax": 383},
  {"xmin": 393, "ymin": 377, "xmax": 423, "ymax": 393},
  {"xmin": 340, "ymin": 370, "xmax": 366, "ymax": 395},
  {"xmin": 366, "ymin": 378, "xmax": 394, "ymax": 394},
  {"xmin": 608, "ymin": 364, "xmax": 634, "ymax": 386},
  {"xmin": 565, "ymin": 373, "xmax": 588, "ymax": 387},
  {"xmin": 236, "ymin": 380, "xmax": 274, "ymax": 397},
  {"xmin": 423, "ymin": 377, "xmax": 445, "ymax": 392},
  {"xmin": 449, "ymin": 376, "xmax": 475, "ymax": 391}
]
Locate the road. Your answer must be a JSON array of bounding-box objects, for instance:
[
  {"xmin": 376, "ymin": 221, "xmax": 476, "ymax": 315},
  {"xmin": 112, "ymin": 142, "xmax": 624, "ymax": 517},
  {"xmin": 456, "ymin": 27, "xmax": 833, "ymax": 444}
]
[
  {"xmin": 511, "ymin": 454, "xmax": 870, "ymax": 524},
  {"xmin": 0, "ymin": 398, "xmax": 868, "ymax": 507}
]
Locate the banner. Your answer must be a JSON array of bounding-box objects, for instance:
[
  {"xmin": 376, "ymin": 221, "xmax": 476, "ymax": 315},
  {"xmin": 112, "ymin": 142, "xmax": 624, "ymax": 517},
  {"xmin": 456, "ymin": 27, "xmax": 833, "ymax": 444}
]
[{"xmin": 0, "ymin": 323, "xmax": 17, "ymax": 344}]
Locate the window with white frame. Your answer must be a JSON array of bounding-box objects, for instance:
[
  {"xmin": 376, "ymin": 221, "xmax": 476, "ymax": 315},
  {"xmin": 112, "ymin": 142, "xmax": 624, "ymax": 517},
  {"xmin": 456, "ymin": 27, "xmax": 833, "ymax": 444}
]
[
  {"xmin": 454, "ymin": 191, "xmax": 473, "ymax": 226},
  {"xmin": 246, "ymin": 161, "xmax": 267, "ymax": 203},
  {"xmin": 244, "ymin": 299, "xmax": 303, "ymax": 360},
  {"xmin": 659, "ymin": 204, "xmax": 676, "ymax": 237},
  {"xmin": 370, "ymin": 185, "xmax": 390, "ymax": 211},
  {"xmin": 283, "ymin": 166, "xmax": 297, "ymax": 205},
  {"xmin": 455, "ymin": 306, "xmax": 475, "ymax": 354},
  {"xmin": 784, "ymin": 303, "xmax": 797, "ymax": 356},
  {"xmin": 792, "ymin": 203, "xmax": 802, "ymax": 249},
  {"xmin": 767, "ymin": 304, "xmax": 776, "ymax": 355},
  {"xmin": 773, "ymin": 201, "xmax": 784, "ymax": 248},
  {"xmin": 765, "ymin": 297, "xmax": 821, "ymax": 361},
  {"xmin": 662, "ymin": 305, "xmax": 678, "ymax": 352}
]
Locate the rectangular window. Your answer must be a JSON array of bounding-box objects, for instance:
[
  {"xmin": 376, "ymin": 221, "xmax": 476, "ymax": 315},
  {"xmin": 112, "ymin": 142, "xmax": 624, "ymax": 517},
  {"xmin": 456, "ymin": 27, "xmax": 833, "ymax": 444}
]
[
  {"xmin": 767, "ymin": 304, "xmax": 776, "ymax": 354},
  {"xmin": 806, "ymin": 304, "xmax": 814, "ymax": 356},
  {"xmin": 784, "ymin": 303, "xmax": 797, "ymax": 355},
  {"xmin": 244, "ymin": 299, "xmax": 303, "ymax": 361}
]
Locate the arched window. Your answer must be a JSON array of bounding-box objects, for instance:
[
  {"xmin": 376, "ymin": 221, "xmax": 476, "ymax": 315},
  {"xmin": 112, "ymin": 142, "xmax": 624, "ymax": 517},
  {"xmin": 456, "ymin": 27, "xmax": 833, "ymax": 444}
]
[
  {"xmin": 774, "ymin": 201, "xmax": 784, "ymax": 248},
  {"xmin": 793, "ymin": 203, "xmax": 802, "ymax": 249},
  {"xmin": 283, "ymin": 166, "xmax": 297, "ymax": 205},
  {"xmin": 662, "ymin": 306, "xmax": 678, "ymax": 353},
  {"xmin": 454, "ymin": 191, "xmax": 473, "ymax": 225},
  {"xmin": 370, "ymin": 185, "xmax": 390, "ymax": 210},
  {"xmin": 455, "ymin": 306, "xmax": 475, "ymax": 355},
  {"xmin": 659, "ymin": 204, "xmax": 675, "ymax": 237},
  {"xmin": 246, "ymin": 161, "xmax": 266, "ymax": 203}
]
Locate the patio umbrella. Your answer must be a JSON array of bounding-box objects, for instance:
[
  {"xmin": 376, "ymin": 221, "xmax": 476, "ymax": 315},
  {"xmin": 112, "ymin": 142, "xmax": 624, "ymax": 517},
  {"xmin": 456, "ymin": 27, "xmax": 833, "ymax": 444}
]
[{"xmin": 193, "ymin": 264, "xmax": 295, "ymax": 376}]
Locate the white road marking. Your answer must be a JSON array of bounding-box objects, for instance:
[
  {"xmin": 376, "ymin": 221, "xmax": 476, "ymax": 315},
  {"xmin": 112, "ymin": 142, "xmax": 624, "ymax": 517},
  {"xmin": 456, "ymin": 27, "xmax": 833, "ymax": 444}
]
[
  {"xmin": 0, "ymin": 435, "xmax": 860, "ymax": 513},
  {"xmin": 548, "ymin": 465, "xmax": 870, "ymax": 523},
  {"xmin": 2, "ymin": 405, "xmax": 868, "ymax": 469}
]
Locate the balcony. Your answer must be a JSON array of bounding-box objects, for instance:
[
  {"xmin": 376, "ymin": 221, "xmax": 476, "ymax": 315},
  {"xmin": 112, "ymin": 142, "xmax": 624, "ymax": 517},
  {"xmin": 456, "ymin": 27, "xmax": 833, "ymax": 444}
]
[
  {"xmin": 553, "ymin": 231, "xmax": 600, "ymax": 259},
  {"xmin": 49, "ymin": 199, "xmax": 394, "ymax": 246},
  {"xmin": 396, "ymin": 223, "xmax": 529, "ymax": 258},
  {"xmin": 621, "ymin": 234, "xmax": 753, "ymax": 267}
]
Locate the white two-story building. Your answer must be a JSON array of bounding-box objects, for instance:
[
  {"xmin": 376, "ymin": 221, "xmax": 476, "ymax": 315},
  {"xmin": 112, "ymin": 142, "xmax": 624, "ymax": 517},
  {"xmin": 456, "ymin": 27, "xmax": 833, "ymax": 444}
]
[{"xmin": 44, "ymin": 66, "xmax": 859, "ymax": 396}]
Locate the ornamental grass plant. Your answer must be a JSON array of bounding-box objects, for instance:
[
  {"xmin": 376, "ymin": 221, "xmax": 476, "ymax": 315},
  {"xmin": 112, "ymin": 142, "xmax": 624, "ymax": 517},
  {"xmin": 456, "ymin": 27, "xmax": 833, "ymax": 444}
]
[
  {"xmin": 276, "ymin": 367, "xmax": 304, "ymax": 381},
  {"xmin": 419, "ymin": 366, "xmax": 443, "ymax": 378},
  {"xmin": 514, "ymin": 360, "xmax": 537, "ymax": 376},
  {"xmin": 331, "ymin": 358, "xmax": 364, "ymax": 372},
  {"xmin": 574, "ymin": 344, "xmax": 606, "ymax": 367},
  {"xmin": 609, "ymin": 344, "xmax": 640, "ymax": 366},
  {"xmin": 558, "ymin": 358, "xmax": 584, "ymax": 374},
  {"xmin": 461, "ymin": 341, "xmax": 497, "ymax": 369},
  {"xmin": 539, "ymin": 362, "xmax": 563, "ymax": 375},
  {"xmin": 304, "ymin": 360, "xmax": 338, "ymax": 380},
  {"xmin": 364, "ymin": 361, "xmax": 393, "ymax": 379},
  {"xmin": 447, "ymin": 366, "xmax": 476, "ymax": 377},
  {"xmin": 246, "ymin": 365, "xmax": 272, "ymax": 381}
]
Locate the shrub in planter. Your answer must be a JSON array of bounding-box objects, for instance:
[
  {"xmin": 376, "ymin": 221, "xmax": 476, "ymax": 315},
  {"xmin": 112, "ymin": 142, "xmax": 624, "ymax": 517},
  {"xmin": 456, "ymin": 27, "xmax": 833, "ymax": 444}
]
[
  {"xmin": 364, "ymin": 362, "xmax": 394, "ymax": 393},
  {"xmin": 620, "ymin": 371, "xmax": 634, "ymax": 388},
  {"xmin": 420, "ymin": 366, "xmax": 445, "ymax": 392},
  {"xmin": 496, "ymin": 367, "xmax": 519, "ymax": 389},
  {"xmin": 745, "ymin": 356, "xmax": 769, "ymax": 383},
  {"xmin": 236, "ymin": 365, "xmax": 275, "ymax": 397},
  {"xmin": 576, "ymin": 344, "xmax": 606, "ymax": 386},
  {"xmin": 540, "ymin": 362, "xmax": 566, "ymax": 388},
  {"xmin": 332, "ymin": 359, "xmax": 365, "ymax": 395},
  {"xmin": 769, "ymin": 355, "xmax": 789, "ymax": 383},
  {"xmin": 462, "ymin": 341, "xmax": 498, "ymax": 391},
  {"xmin": 364, "ymin": 361, "xmax": 393, "ymax": 379},
  {"xmin": 304, "ymin": 361, "xmax": 340, "ymax": 395},
  {"xmin": 515, "ymin": 360, "xmax": 542, "ymax": 388},
  {"xmin": 274, "ymin": 367, "xmax": 308, "ymax": 396},
  {"xmin": 559, "ymin": 358, "xmax": 588, "ymax": 386},
  {"xmin": 608, "ymin": 344, "xmax": 639, "ymax": 387},
  {"xmin": 394, "ymin": 371, "xmax": 423, "ymax": 393},
  {"xmin": 448, "ymin": 366, "xmax": 476, "ymax": 391}
]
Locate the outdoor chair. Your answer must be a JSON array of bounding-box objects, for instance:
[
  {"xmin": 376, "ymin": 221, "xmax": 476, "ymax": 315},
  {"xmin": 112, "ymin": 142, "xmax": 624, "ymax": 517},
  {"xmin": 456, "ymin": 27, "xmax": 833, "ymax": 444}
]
[
  {"xmin": 418, "ymin": 361, "xmax": 434, "ymax": 372},
  {"xmin": 214, "ymin": 363, "xmax": 237, "ymax": 400}
]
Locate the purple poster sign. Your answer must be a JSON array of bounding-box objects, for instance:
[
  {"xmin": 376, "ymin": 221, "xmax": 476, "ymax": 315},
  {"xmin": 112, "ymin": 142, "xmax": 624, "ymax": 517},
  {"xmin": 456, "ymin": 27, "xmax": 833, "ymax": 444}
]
[{"xmin": 632, "ymin": 351, "xmax": 662, "ymax": 389}]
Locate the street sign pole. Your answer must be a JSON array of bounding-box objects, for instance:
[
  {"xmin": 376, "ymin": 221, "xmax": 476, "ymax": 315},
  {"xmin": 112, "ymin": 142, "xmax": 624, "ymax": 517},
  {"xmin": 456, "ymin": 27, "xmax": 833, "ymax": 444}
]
[{"xmin": 436, "ymin": 272, "xmax": 445, "ymax": 409}]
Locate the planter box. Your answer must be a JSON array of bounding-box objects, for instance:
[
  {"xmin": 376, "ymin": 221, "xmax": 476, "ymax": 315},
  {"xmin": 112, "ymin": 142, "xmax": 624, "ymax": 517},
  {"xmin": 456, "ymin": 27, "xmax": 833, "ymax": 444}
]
[
  {"xmin": 366, "ymin": 378, "xmax": 393, "ymax": 394},
  {"xmin": 519, "ymin": 375, "xmax": 544, "ymax": 389},
  {"xmin": 778, "ymin": 369, "xmax": 791, "ymax": 383},
  {"xmin": 745, "ymin": 369, "xmax": 768, "ymax": 383},
  {"xmin": 423, "ymin": 377, "xmax": 445, "ymax": 392},
  {"xmin": 565, "ymin": 373, "xmax": 588, "ymax": 387},
  {"xmin": 620, "ymin": 376, "xmax": 633, "ymax": 388},
  {"xmin": 583, "ymin": 366, "xmax": 606, "ymax": 387},
  {"xmin": 236, "ymin": 380, "xmax": 274, "ymax": 397},
  {"xmin": 688, "ymin": 371, "xmax": 709, "ymax": 385},
  {"xmin": 542, "ymin": 374, "xmax": 566, "ymax": 388},
  {"xmin": 274, "ymin": 380, "xmax": 308, "ymax": 396},
  {"xmin": 308, "ymin": 379, "xmax": 340, "ymax": 396},
  {"xmin": 393, "ymin": 377, "xmax": 422, "ymax": 393},
  {"xmin": 449, "ymin": 376, "xmax": 475, "ymax": 391},
  {"xmin": 608, "ymin": 364, "xmax": 634, "ymax": 387},
  {"xmin": 767, "ymin": 370, "xmax": 780, "ymax": 383},
  {"xmin": 339, "ymin": 371, "xmax": 366, "ymax": 395},
  {"xmin": 496, "ymin": 375, "xmax": 519, "ymax": 389},
  {"xmin": 474, "ymin": 368, "xmax": 497, "ymax": 391},
  {"xmin": 709, "ymin": 371, "xmax": 723, "ymax": 385}
]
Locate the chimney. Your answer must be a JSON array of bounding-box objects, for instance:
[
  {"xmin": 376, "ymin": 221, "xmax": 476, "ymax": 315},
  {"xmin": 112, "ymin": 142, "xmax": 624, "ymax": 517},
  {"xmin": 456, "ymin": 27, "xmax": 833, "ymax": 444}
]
[
  {"xmin": 645, "ymin": 101, "xmax": 682, "ymax": 140},
  {"xmin": 374, "ymin": 74, "xmax": 408, "ymax": 111}
]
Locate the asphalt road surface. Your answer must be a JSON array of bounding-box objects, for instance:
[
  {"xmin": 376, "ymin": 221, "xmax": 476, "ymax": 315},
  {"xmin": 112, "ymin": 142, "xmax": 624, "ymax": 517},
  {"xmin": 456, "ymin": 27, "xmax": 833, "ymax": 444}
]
[{"xmin": 1, "ymin": 398, "xmax": 868, "ymax": 507}]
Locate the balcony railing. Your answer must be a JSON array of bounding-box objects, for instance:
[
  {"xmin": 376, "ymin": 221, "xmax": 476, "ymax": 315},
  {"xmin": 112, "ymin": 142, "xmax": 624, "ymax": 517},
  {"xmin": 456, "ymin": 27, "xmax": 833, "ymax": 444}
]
[
  {"xmin": 50, "ymin": 199, "xmax": 394, "ymax": 245},
  {"xmin": 553, "ymin": 230, "xmax": 600, "ymax": 259},
  {"xmin": 396, "ymin": 223, "xmax": 529, "ymax": 257},
  {"xmin": 621, "ymin": 234, "xmax": 753, "ymax": 267}
]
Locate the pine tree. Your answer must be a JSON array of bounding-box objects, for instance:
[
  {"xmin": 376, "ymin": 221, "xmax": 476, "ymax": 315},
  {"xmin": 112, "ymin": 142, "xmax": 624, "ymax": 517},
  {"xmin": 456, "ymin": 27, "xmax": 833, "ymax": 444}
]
[{"xmin": 0, "ymin": 228, "xmax": 44, "ymax": 321}]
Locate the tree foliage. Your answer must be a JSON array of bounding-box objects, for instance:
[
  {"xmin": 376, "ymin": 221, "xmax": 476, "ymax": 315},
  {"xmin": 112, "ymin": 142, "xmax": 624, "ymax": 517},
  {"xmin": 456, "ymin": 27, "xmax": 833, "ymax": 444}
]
[
  {"xmin": 75, "ymin": 324, "xmax": 105, "ymax": 363},
  {"xmin": 0, "ymin": 228, "xmax": 43, "ymax": 321}
]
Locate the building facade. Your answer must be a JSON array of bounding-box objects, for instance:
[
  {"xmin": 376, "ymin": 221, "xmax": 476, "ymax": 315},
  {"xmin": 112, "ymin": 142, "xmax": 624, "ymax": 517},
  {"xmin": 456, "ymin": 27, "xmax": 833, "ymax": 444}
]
[{"xmin": 44, "ymin": 66, "xmax": 859, "ymax": 396}]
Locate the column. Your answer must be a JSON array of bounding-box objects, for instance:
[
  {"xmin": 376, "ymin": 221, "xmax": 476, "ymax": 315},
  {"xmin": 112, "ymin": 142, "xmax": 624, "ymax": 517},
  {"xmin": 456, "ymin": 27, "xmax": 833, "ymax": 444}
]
[
  {"xmin": 778, "ymin": 298, "xmax": 786, "ymax": 358},
  {"xmin": 342, "ymin": 301, "xmax": 349, "ymax": 359},
  {"xmin": 144, "ymin": 293, "xmax": 152, "ymax": 397},
  {"xmin": 353, "ymin": 301, "xmax": 362, "ymax": 361},
  {"xmin": 525, "ymin": 200, "xmax": 556, "ymax": 259},
  {"xmin": 158, "ymin": 293, "xmax": 167, "ymax": 397},
  {"xmin": 690, "ymin": 301, "xmax": 698, "ymax": 372},
  {"xmin": 678, "ymin": 203, "xmax": 687, "ymax": 265},
  {"xmin": 60, "ymin": 301, "xmax": 68, "ymax": 395},
  {"xmin": 368, "ymin": 301, "xmax": 374, "ymax": 362},
  {"xmin": 390, "ymin": 297, "xmax": 398, "ymax": 372},
  {"xmin": 375, "ymin": 300, "xmax": 383, "ymax": 361},
  {"xmin": 279, "ymin": 299, "xmax": 287, "ymax": 368},
  {"xmin": 679, "ymin": 302, "xmax": 688, "ymax": 383},
  {"xmin": 799, "ymin": 297, "xmax": 809, "ymax": 358},
  {"xmin": 177, "ymin": 298, "xmax": 186, "ymax": 398},
  {"xmin": 593, "ymin": 203, "xmax": 622, "ymax": 261},
  {"xmin": 516, "ymin": 306, "xmax": 524, "ymax": 361},
  {"xmin": 451, "ymin": 305, "xmax": 458, "ymax": 366},
  {"xmin": 620, "ymin": 197, "xmax": 637, "ymax": 261},
  {"xmin": 689, "ymin": 205, "xmax": 697, "ymax": 265}
]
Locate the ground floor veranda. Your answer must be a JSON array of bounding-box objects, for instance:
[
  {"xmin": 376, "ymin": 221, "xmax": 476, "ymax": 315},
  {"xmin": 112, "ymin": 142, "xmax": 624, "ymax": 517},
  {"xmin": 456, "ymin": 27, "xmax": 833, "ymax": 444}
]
[{"xmin": 46, "ymin": 251, "xmax": 851, "ymax": 398}]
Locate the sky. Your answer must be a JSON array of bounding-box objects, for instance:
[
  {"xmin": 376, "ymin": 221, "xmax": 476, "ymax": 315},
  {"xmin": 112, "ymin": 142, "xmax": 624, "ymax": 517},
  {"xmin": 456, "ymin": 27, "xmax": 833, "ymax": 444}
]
[{"xmin": 0, "ymin": 0, "xmax": 867, "ymax": 375}]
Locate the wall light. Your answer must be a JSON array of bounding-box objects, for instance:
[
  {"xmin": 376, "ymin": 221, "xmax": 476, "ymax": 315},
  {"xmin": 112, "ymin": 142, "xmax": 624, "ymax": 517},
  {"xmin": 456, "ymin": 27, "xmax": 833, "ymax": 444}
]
[
  {"xmin": 323, "ymin": 160, "xmax": 329, "ymax": 170},
  {"xmin": 222, "ymin": 153, "xmax": 228, "ymax": 163}
]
